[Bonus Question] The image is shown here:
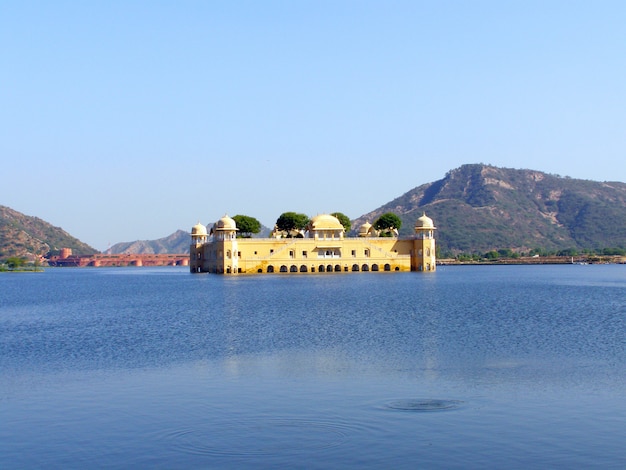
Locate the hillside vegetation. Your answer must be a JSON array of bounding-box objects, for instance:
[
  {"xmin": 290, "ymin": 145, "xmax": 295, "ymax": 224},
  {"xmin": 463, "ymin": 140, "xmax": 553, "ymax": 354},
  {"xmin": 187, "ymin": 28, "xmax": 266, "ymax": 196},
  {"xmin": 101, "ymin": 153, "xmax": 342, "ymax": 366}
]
[
  {"xmin": 353, "ymin": 164, "xmax": 626, "ymax": 255},
  {"xmin": 0, "ymin": 205, "xmax": 97, "ymax": 260}
]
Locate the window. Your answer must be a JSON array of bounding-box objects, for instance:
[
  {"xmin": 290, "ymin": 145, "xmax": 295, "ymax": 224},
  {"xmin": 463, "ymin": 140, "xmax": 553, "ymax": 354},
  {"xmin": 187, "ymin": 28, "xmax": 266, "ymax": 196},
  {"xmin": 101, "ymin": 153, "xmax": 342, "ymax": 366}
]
[
  {"xmin": 302, "ymin": 251, "xmax": 307, "ymax": 258},
  {"xmin": 351, "ymin": 250, "xmax": 356, "ymax": 257},
  {"xmin": 290, "ymin": 250, "xmax": 294, "ymax": 258},
  {"xmin": 365, "ymin": 249, "xmax": 370, "ymax": 257}
]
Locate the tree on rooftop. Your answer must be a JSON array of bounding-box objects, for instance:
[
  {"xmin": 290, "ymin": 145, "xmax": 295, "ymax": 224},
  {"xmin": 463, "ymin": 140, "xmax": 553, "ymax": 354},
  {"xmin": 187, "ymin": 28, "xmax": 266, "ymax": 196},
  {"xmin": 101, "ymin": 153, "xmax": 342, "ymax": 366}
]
[
  {"xmin": 232, "ymin": 215, "xmax": 261, "ymax": 238},
  {"xmin": 276, "ymin": 212, "xmax": 310, "ymax": 237},
  {"xmin": 373, "ymin": 212, "xmax": 402, "ymax": 236}
]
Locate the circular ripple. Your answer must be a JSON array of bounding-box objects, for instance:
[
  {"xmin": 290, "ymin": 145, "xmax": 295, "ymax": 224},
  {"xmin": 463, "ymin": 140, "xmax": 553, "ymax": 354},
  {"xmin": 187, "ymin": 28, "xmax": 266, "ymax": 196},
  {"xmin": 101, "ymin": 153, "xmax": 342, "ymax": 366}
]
[
  {"xmin": 164, "ymin": 418, "xmax": 354, "ymax": 457},
  {"xmin": 385, "ymin": 398, "xmax": 463, "ymax": 412}
]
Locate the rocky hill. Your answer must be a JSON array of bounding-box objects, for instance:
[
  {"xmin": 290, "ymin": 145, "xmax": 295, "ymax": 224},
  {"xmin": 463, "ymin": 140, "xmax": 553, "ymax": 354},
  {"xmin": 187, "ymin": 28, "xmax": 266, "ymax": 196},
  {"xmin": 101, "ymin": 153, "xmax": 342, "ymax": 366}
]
[
  {"xmin": 353, "ymin": 164, "xmax": 626, "ymax": 254},
  {"xmin": 4, "ymin": 165, "xmax": 626, "ymax": 260},
  {"xmin": 0, "ymin": 205, "xmax": 98, "ymax": 260},
  {"xmin": 105, "ymin": 230, "xmax": 190, "ymax": 255}
]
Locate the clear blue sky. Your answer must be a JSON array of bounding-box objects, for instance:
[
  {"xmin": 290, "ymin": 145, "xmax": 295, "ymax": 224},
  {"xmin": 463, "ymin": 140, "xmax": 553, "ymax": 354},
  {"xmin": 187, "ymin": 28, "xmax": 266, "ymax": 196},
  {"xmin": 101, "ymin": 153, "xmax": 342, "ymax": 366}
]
[{"xmin": 2, "ymin": 1, "xmax": 625, "ymax": 250}]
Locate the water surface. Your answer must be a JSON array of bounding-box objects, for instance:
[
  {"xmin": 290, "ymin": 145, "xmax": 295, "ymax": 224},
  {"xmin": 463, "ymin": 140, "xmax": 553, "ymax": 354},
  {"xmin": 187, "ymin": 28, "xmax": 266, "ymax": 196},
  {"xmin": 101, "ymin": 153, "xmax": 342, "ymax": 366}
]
[{"xmin": 2, "ymin": 265, "xmax": 625, "ymax": 468}]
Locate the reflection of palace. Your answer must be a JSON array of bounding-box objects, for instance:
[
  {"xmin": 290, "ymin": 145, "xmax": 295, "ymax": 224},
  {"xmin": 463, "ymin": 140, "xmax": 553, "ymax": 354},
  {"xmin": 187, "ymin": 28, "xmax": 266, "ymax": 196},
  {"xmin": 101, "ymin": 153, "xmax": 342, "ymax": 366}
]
[{"xmin": 190, "ymin": 213, "xmax": 436, "ymax": 274}]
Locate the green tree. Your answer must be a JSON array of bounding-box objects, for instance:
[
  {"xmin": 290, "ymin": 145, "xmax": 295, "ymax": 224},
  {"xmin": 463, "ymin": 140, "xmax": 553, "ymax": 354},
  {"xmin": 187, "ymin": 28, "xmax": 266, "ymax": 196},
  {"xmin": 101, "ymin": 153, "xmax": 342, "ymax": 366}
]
[
  {"xmin": 484, "ymin": 250, "xmax": 499, "ymax": 260},
  {"xmin": 276, "ymin": 212, "xmax": 310, "ymax": 237},
  {"xmin": 373, "ymin": 213, "xmax": 402, "ymax": 235},
  {"xmin": 6, "ymin": 257, "xmax": 26, "ymax": 269},
  {"xmin": 330, "ymin": 212, "xmax": 351, "ymax": 233},
  {"xmin": 232, "ymin": 214, "xmax": 262, "ymax": 238}
]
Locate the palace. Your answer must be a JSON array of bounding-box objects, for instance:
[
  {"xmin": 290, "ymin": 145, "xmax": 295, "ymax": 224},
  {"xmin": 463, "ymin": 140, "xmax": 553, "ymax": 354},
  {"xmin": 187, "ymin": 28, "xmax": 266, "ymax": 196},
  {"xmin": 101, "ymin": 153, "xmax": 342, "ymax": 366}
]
[{"xmin": 190, "ymin": 213, "xmax": 436, "ymax": 274}]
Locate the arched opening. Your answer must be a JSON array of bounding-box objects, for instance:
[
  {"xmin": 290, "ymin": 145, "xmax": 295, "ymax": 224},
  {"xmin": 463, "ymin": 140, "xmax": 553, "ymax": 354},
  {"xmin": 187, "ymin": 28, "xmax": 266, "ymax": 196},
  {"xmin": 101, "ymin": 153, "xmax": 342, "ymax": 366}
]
[
  {"xmin": 267, "ymin": 265, "xmax": 274, "ymax": 273},
  {"xmin": 334, "ymin": 264, "xmax": 341, "ymax": 272},
  {"xmin": 300, "ymin": 265, "xmax": 308, "ymax": 272},
  {"xmin": 352, "ymin": 264, "xmax": 359, "ymax": 271},
  {"xmin": 257, "ymin": 268, "xmax": 263, "ymax": 273},
  {"xmin": 280, "ymin": 265, "xmax": 288, "ymax": 273},
  {"xmin": 384, "ymin": 264, "xmax": 391, "ymax": 271},
  {"xmin": 290, "ymin": 265, "xmax": 298, "ymax": 272},
  {"xmin": 319, "ymin": 265, "xmax": 325, "ymax": 273},
  {"xmin": 372, "ymin": 264, "xmax": 379, "ymax": 271},
  {"xmin": 395, "ymin": 267, "xmax": 400, "ymax": 271},
  {"xmin": 362, "ymin": 264, "xmax": 369, "ymax": 272},
  {"xmin": 326, "ymin": 265, "xmax": 333, "ymax": 273}
]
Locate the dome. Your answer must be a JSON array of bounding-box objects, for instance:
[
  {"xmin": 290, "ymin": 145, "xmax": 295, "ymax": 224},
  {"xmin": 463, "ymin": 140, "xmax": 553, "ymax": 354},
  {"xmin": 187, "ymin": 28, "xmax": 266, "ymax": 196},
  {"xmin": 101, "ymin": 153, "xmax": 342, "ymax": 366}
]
[
  {"xmin": 191, "ymin": 222, "xmax": 208, "ymax": 236},
  {"xmin": 216, "ymin": 214, "xmax": 237, "ymax": 231},
  {"xmin": 358, "ymin": 221, "xmax": 372, "ymax": 235},
  {"xmin": 309, "ymin": 214, "xmax": 344, "ymax": 231},
  {"xmin": 415, "ymin": 213, "xmax": 435, "ymax": 229}
]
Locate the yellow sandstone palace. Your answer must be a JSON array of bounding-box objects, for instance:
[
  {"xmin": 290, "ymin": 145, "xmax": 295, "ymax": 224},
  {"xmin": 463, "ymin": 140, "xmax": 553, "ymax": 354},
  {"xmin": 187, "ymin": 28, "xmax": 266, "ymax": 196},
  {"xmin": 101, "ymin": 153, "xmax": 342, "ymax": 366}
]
[{"xmin": 190, "ymin": 213, "xmax": 436, "ymax": 274}]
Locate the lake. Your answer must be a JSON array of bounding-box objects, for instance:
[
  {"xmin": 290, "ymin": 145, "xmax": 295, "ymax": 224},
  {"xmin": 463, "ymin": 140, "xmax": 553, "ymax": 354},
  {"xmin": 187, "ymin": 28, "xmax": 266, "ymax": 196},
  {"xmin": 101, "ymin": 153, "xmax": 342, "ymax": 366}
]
[{"xmin": 1, "ymin": 265, "xmax": 625, "ymax": 468}]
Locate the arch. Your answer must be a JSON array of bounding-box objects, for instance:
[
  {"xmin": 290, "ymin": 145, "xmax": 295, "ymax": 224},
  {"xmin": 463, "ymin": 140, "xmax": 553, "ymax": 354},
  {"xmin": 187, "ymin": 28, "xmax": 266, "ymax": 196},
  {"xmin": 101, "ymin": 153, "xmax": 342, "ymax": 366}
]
[
  {"xmin": 257, "ymin": 268, "xmax": 263, "ymax": 273},
  {"xmin": 334, "ymin": 264, "xmax": 341, "ymax": 272},
  {"xmin": 300, "ymin": 265, "xmax": 308, "ymax": 272},
  {"xmin": 384, "ymin": 264, "xmax": 391, "ymax": 271},
  {"xmin": 327, "ymin": 265, "xmax": 333, "ymax": 273},
  {"xmin": 319, "ymin": 265, "xmax": 325, "ymax": 273},
  {"xmin": 352, "ymin": 264, "xmax": 360, "ymax": 271},
  {"xmin": 362, "ymin": 264, "xmax": 369, "ymax": 272},
  {"xmin": 267, "ymin": 265, "xmax": 275, "ymax": 273},
  {"xmin": 395, "ymin": 266, "xmax": 400, "ymax": 271},
  {"xmin": 372, "ymin": 264, "xmax": 379, "ymax": 271},
  {"xmin": 290, "ymin": 265, "xmax": 298, "ymax": 272},
  {"xmin": 280, "ymin": 265, "xmax": 288, "ymax": 273}
]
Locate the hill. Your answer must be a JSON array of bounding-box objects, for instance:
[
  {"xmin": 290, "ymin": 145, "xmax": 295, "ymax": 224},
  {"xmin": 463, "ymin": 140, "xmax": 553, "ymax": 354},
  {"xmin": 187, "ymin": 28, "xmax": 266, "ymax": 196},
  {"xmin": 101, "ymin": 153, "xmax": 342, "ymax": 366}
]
[
  {"xmin": 0, "ymin": 205, "xmax": 98, "ymax": 260},
  {"xmin": 105, "ymin": 230, "xmax": 190, "ymax": 255},
  {"xmin": 353, "ymin": 164, "xmax": 626, "ymax": 255}
]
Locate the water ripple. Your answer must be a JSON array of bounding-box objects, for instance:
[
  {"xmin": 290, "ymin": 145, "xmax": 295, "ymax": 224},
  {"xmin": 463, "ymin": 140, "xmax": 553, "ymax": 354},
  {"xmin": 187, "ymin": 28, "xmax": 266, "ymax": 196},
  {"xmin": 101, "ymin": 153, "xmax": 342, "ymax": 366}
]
[
  {"xmin": 160, "ymin": 417, "xmax": 357, "ymax": 457},
  {"xmin": 385, "ymin": 398, "xmax": 464, "ymax": 412}
]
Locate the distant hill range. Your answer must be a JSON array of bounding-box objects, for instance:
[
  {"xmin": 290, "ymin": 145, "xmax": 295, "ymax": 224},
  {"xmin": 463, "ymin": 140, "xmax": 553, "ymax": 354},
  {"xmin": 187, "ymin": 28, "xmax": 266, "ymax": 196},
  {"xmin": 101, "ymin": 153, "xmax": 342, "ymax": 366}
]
[
  {"xmin": 353, "ymin": 164, "xmax": 626, "ymax": 254},
  {"xmin": 0, "ymin": 205, "xmax": 97, "ymax": 260},
  {"xmin": 105, "ymin": 230, "xmax": 190, "ymax": 255},
  {"xmin": 3, "ymin": 164, "xmax": 626, "ymax": 261}
]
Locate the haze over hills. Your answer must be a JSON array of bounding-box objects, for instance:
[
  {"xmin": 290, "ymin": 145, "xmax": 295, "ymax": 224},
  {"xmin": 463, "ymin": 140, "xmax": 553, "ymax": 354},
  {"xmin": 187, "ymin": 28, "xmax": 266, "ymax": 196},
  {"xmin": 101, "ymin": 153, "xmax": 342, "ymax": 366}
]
[
  {"xmin": 2, "ymin": 164, "xmax": 626, "ymax": 261},
  {"xmin": 104, "ymin": 230, "xmax": 190, "ymax": 255},
  {"xmin": 353, "ymin": 164, "xmax": 626, "ymax": 254}
]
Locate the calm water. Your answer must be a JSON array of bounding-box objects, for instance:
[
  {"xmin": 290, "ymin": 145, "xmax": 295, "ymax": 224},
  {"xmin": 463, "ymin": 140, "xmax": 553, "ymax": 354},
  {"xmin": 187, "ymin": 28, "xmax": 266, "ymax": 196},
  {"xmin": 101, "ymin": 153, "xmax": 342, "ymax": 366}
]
[{"xmin": 1, "ymin": 265, "xmax": 626, "ymax": 469}]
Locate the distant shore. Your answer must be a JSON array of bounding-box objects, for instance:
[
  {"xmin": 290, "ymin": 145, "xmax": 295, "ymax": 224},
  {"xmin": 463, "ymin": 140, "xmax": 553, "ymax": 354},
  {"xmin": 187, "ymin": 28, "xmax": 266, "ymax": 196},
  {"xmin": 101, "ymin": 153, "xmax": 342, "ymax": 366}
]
[{"xmin": 438, "ymin": 255, "xmax": 626, "ymax": 266}]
